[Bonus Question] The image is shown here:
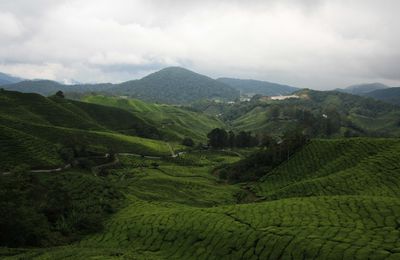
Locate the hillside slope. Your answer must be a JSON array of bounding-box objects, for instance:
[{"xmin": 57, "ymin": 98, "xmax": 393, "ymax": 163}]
[
  {"xmin": 0, "ymin": 90, "xmax": 176, "ymax": 170},
  {"xmin": 218, "ymin": 77, "xmax": 299, "ymax": 96},
  {"xmin": 82, "ymin": 95, "xmax": 224, "ymax": 142},
  {"xmin": 0, "ymin": 90, "xmax": 160, "ymax": 138},
  {"xmin": 255, "ymin": 138, "xmax": 400, "ymax": 199}
]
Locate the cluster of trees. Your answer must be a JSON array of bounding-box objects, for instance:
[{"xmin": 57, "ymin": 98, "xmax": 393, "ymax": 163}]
[
  {"xmin": 268, "ymin": 105, "xmax": 342, "ymax": 137},
  {"xmin": 207, "ymin": 128, "xmax": 259, "ymax": 148},
  {"xmin": 0, "ymin": 166, "xmax": 122, "ymax": 247},
  {"xmin": 216, "ymin": 130, "xmax": 309, "ymax": 183}
]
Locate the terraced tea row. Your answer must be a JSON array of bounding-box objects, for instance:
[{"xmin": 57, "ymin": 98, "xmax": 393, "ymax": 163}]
[
  {"xmin": 255, "ymin": 138, "xmax": 400, "ymax": 200},
  {"xmin": 0, "ymin": 125, "xmax": 62, "ymax": 171},
  {"xmin": 2, "ymin": 138, "xmax": 400, "ymax": 259},
  {"xmin": 10, "ymin": 195, "xmax": 400, "ymax": 259}
]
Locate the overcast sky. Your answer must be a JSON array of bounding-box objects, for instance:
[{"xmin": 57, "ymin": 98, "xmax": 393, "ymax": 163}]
[{"xmin": 0, "ymin": 0, "xmax": 399, "ymax": 89}]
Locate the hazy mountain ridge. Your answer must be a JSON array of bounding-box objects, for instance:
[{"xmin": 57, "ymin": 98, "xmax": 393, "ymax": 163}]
[
  {"xmin": 2, "ymin": 67, "xmax": 239, "ymax": 104},
  {"xmin": 1, "ymin": 80, "xmax": 114, "ymax": 96},
  {"xmin": 364, "ymin": 87, "xmax": 400, "ymax": 105},
  {"xmin": 0, "ymin": 72, "xmax": 24, "ymax": 85},
  {"xmin": 335, "ymin": 82, "xmax": 389, "ymax": 95},
  {"xmin": 217, "ymin": 77, "xmax": 299, "ymax": 96}
]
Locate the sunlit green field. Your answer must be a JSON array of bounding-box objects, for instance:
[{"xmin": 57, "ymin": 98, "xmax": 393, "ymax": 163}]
[{"xmin": 83, "ymin": 95, "xmax": 224, "ymax": 141}]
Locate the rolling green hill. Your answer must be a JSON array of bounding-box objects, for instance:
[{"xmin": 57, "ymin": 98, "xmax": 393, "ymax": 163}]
[
  {"xmin": 0, "ymin": 90, "xmax": 178, "ymax": 171},
  {"xmin": 82, "ymin": 95, "xmax": 224, "ymax": 142},
  {"xmin": 112, "ymin": 67, "xmax": 239, "ymax": 104},
  {"xmin": 3, "ymin": 138, "xmax": 400, "ymax": 259},
  {"xmin": 0, "ymin": 89, "xmax": 161, "ymax": 138},
  {"xmin": 218, "ymin": 77, "xmax": 299, "ymax": 96},
  {"xmin": 208, "ymin": 89, "xmax": 400, "ymax": 137}
]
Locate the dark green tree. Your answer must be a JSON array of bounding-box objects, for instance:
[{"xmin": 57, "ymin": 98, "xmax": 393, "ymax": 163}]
[
  {"xmin": 207, "ymin": 128, "xmax": 228, "ymax": 148},
  {"xmin": 55, "ymin": 90, "xmax": 65, "ymax": 98},
  {"xmin": 228, "ymin": 131, "xmax": 236, "ymax": 148},
  {"xmin": 182, "ymin": 137, "xmax": 195, "ymax": 147}
]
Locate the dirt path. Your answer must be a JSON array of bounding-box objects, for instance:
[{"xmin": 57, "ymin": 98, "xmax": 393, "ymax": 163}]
[
  {"xmin": 1, "ymin": 148, "xmax": 185, "ymax": 176},
  {"xmin": 2, "ymin": 164, "xmax": 72, "ymax": 175}
]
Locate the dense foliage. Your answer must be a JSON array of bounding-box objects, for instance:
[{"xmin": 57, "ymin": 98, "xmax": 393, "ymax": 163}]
[
  {"xmin": 0, "ymin": 169, "xmax": 123, "ymax": 247},
  {"xmin": 207, "ymin": 128, "xmax": 258, "ymax": 148},
  {"xmin": 215, "ymin": 130, "xmax": 309, "ymax": 183}
]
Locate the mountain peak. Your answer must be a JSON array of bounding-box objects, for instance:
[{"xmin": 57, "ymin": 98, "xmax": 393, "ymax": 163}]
[{"xmin": 115, "ymin": 67, "xmax": 239, "ymax": 104}]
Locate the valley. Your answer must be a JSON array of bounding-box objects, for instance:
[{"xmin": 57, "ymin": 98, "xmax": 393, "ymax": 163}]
[{"xmin": 1, "ymin": 68, "xmax": 400, "ymax": 260}]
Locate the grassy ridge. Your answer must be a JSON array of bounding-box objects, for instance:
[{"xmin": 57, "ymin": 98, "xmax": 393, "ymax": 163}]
[
  {"xmin": 83, "ymin": 95, "xmax": 223, "ymax": 141},
  {"xmin": 0, "ymin": 90, "xmax": 180, "ymax": 170},
  {"xmin": 0, "ymin": 117, "xmax": 173, "ymax": 156},
  {"xmin": 0, "ymin": 90, "xmax": 161, "ymax": 138}
]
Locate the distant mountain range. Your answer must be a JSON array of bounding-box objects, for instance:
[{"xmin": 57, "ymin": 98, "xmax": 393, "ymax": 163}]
[
  {"xmin": 1, "ymin": 80, "xmax": 115, "ymax": 96},
  {"xmin": 333, "ymin": 83, "xmax": 400, "ymax": 105},
  {"xmin": 1, "ymin": 67, "xmax": 302, "ymax": 104},
  {"xmin": 217, "ymin": 78, "xmax": 299, "ymax": 96},
  {"xmin": 335, "ymin": 83, "xmax": 389, "ymax": 95},
  {"xmin": 0, "ymin": 72, "xmax": 23, "ymax": 85},
  {"xmin": 1, "ymin": 67, "xmax": 240, "ymax": 104},
  {"xmin": 3, "ymin": 67, "xmax": 400, "ymax": 106}
]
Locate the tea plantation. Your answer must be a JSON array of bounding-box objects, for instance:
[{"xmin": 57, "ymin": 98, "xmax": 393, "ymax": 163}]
[
  {"xmin": 0, "ymin": 90, "xmax": 183, "ymax": 171},
  {"xmin": 3, "ymin": 138, "xmax": 400, "ymax": 259}
]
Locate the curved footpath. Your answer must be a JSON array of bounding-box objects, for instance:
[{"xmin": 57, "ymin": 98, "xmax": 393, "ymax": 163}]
[{"xmin": 1, "ymin": 144, "xmax": 185, "ymax": 175}]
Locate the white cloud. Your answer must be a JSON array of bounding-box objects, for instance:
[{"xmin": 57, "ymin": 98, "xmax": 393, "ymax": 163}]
[
  {"xmin": 0, "ymin": 12, "xmax": 24, "ymax": 39},
  {"xmin": 0, "ymin": 0, "xmax": 399, "ymax": 88}
]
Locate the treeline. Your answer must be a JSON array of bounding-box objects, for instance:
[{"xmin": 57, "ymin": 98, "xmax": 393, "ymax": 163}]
[
  {"xmin": 215, "ymin": 130, "xmax": 309, "ymax": 183},
  {"xmin": 206, "ymin": 128, "xmax": 259, "ymax": 148}
]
